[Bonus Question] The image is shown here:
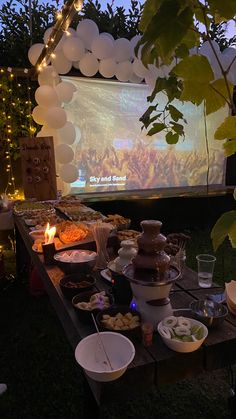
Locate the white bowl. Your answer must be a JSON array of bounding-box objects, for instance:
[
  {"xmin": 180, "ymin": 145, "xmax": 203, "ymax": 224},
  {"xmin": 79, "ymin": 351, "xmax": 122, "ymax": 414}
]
[
  {"xmin": 75, "ymin": 332, "xmax": 135, "ymax": 382},
  {"xmin": 29, "ymin": 229, "xmax": 45, "ymax": 241},
  {"xmin": 157, "ymin": 317, "xmax": 208, "ymax": 353}
]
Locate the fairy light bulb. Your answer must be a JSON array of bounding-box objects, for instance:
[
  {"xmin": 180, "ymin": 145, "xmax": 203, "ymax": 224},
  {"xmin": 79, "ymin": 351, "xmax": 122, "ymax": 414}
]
[{"xmin": 74, "ymin": 0, "xmax": 83, "ymax": 11}]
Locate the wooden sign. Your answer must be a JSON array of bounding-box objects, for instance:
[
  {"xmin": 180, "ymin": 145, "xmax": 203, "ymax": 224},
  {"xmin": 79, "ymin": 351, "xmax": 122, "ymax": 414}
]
[{"xmin": 19, "ymin": 137, "xmax": 57, "ymax": 201}]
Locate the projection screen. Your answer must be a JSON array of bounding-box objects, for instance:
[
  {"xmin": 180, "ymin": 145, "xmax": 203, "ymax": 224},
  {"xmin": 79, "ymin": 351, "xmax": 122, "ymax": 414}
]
[{"xmin": 61, "ymin": 76, "xmax": 227, "ymax": 197}]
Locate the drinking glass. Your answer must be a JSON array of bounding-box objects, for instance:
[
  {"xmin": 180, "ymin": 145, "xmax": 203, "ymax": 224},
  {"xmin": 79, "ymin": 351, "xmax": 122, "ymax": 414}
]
[{"xmin": 196, "ymin": 254, "xmax": 216, "ymax": 288}]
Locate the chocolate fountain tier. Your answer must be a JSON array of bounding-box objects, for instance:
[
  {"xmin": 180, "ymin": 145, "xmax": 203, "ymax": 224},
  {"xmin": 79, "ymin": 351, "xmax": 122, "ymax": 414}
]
[{"xmin": 123, "ymin": 263, "xmax": 180, "ymax": 287}]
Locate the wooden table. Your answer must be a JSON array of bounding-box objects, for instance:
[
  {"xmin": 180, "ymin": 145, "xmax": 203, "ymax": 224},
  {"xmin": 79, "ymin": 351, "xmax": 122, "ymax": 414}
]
[{"xmin": 14, "ymin": 215, "xmax": 236, "ymax": 416}]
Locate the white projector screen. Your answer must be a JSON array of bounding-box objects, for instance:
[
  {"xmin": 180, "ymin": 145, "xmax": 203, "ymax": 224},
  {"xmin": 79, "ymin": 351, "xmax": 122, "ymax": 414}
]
[{"xmin": 62, "ymin": 76, "xmax": 227, "ymax": 197}]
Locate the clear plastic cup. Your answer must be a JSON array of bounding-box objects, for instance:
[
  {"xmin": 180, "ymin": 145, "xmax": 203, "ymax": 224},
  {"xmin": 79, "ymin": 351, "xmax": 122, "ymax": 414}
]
[{"xmin": 196, "ymin": 254, "xmax": 216, "ymax": 288}]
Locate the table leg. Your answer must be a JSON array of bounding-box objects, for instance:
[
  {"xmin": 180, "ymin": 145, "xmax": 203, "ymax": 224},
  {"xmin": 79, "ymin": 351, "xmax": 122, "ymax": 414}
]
[{"xmin": 82, "ymin": 374, "xmax": 101, "ymax": 419}]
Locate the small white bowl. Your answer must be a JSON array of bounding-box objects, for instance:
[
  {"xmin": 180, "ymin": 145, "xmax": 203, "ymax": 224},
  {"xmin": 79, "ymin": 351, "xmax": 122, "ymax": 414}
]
[
  {"xmin": 29, "ymin": 229, "xmax": 45, "ymax": 241},
  {"xmin": 157, "ymin": 317, "xmax": 208, "ymax": 353},
  {"xmin": 75, "ymin": 332, "xmax": 135, "ymax": 382}
]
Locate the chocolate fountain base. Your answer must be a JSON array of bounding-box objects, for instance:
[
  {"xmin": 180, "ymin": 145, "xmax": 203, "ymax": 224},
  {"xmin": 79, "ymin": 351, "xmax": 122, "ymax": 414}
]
[{"xmin": 133, "ymin": 297, "xmax": 173, "ymax": 328}]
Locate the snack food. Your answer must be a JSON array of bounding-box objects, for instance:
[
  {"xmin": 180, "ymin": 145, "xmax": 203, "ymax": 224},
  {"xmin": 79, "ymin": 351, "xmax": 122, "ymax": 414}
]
[
  {"xmin": 104, "ymin": 214, "xmax": 130, "ymax": 227},
  {"xmin": 158, "ymin": 316, "xmax": 205, "ymax": 342},
  {"xmin": 57, "ymin": 221, "xmax": 89, "ymax": 244},
  {"xmin": 33, "ymin": 237, "xmax": 63, "ymax": 253},
  {"xmin": 117, "ymin": 229, "xmax": 141, "ymax": 243},
  {"xmin": 75, "ymin": 291, "xmax": 111, "ymax": 311},
  {"xmin": 101, "ymin": 312, "xmax": 140, "ymax": 331}
]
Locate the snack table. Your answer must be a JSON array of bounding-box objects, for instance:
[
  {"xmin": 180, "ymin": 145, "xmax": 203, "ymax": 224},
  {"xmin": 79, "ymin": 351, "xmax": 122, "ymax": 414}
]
[{"xmin": 14, "ymin": 214, "xmax": 236, "ymax": 417}]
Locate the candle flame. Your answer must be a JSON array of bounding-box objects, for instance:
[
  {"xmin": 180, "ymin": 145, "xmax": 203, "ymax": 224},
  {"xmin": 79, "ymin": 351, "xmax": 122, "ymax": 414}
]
[{"xmin": 44, "ymin": 223, "xmax": 56, "ymax": 244}]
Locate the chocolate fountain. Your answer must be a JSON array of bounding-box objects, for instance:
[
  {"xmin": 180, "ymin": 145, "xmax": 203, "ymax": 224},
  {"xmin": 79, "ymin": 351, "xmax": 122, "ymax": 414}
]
[{"xmin": 123, "ymin": 220, "xmax": 180, "ymax": 326}]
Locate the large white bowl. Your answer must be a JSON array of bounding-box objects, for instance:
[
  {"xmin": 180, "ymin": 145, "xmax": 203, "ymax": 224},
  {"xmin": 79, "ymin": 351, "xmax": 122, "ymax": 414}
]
[
  {"xmin": 75, "ymin": 332, "xmax": 135, "ymax": 382},
  {"xmin": 157, "ymin": 317, "xmax": 208, "ymax": 353}
]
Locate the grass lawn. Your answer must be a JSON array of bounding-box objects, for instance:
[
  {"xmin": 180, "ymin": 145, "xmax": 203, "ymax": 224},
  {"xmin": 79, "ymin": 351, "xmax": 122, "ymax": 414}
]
[{"xmin": 0, "ymin": 226, "xmax": 236, "ymax": 419}]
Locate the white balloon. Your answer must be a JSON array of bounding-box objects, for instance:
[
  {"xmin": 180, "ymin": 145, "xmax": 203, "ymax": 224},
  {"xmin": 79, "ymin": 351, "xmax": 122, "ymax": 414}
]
[
  {"xmin": 91, "ymin": 35, "xmax": 114, "ymax": 60},
  {"xmin": 73, "ymin": 60, "xmax": 81, "ymax": 69},
  {"xmin": 132, "ymin": 58, "xmax": 148, "ymax": 78},
  {"xmin": 100, "ymin": 32, "xmax": 114, "ymax": 42},
  {"xmin": 57, "ymin": 122, "xmax": 76, "ymax": 145},
  {"xmin": 129, "ymin": 72, "xmax": 143, "ymax": 83},
  {"xmin": 99, "ymin": 58, "xmax": 117, "ymax": 78},
  {"xmin": 76, "ymin": 19, "xmax": 99, "ymax": 50},
  {"xmin": 38, "ymin": 66, "xmax": 60, "ymax": 86},
  {"xmin": 44, "ymin": 27, "xmax": 53, "ymax": 44},
  {"xmin": 35, "ymin": 85, "xmax": 60, "ymax": 108},
  {"xmin": 51, "ymin": 50, "xmax": 72, "ymax": 74},
  {"xmin": 114, "ymin": 38, "xmax": 132, "ymax": 63},
  {"xmin": 130, "ymin": 35, "xmax": 141, "ymax": 58},
  {"xmin": 36, "ymin": 126, "xmax": 59, "ymax": 146},
  {"xmin": 32, "ymin": 106, "xmax": 47, "ymax": 125},
  {"xmin": 55, "ymin": 81, "xmax": 75, "ymax": 103},
  {"xmin": 115, "ymin": 61, "xmax": 132, "ymax": 82},
  {"xmin": 62, "ymin": 37, "xmax": 85, "ymax": 62},
  {"xmin": 45, "ymin": 107, "xmax": 67, "ymax": 129},
  {"xmin": 60, "ymin": 164, "xmax": 78, "ymax": 183},
  {"xmin": 55, "ymin": 144, "xmax": 74, "ymax": 164},
  {"xmin": 64, "ymin": 27, "xmax": 76, "ymax": 37},
  {"xmin": 145, "ymin": 72, "xmax": 157, "ymax": 90},
  {"xmin": 28, "ymin": 43, "xmax": 44, "ymax": 65},
  {"xmin": 79, "ymin": 52, "xmax": 99, "ymax": 77}
]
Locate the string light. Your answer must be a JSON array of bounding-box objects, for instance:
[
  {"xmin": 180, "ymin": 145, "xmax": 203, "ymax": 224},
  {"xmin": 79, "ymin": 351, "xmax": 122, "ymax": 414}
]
[{"xmin": 35, "ymin": 0, "xmax": 84, "ymax": 72}]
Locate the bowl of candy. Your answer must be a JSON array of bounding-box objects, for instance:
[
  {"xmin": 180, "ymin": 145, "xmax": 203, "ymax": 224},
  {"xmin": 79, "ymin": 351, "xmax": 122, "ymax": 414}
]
[
  {"xmin": 157, "ymin": 315, "xmax": 208, "ymax": 353},
  {"xmin": 72, "ymin": 290, "xmax": 113, "ymax": 323},
  {"xmin": 54, "ymin": 249, "xmax": 97, "ymax": 275}
]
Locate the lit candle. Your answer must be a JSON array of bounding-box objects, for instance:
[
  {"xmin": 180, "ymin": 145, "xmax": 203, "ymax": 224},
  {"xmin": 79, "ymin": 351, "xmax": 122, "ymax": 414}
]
[{"xmin": 43, "ymin": 223, "xmax": 56, "ymax": 265}]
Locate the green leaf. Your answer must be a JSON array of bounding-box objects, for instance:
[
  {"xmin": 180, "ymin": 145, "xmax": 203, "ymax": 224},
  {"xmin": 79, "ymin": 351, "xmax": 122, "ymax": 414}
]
[
  {"xmin": 170, "ymin": 121, "xmax": 184, "ymax": 135},
  {"xmin": 214, "ymin": 116, "xmax": 236, "ymax": 140},
  {"xmin": 166, "ymin": 132, "xmax": 179, "ymax": 144},
  {"xmin": 139, "ymin": 105, "xmax": 158, "ymax": 129},
  {"xmin": 141, "ymin": 0, "xmax": 194, "ymax": 60},
  {"xmin": 181, "ymin": 81, "xmax": 206, "ymax": 105},
  {"xmin": 234, "ymin": 189, "xmax": 236, "ymax": 201},
  {"xmin": 205, "ymin": 78, "xmax": 233, "ymax": 115},
  {"xmin": 148, "ymin": 123, "xmax": 166, "ymax": 136},
  {"xmin": 148, "ymin": 77, "xmax": 167, "ymax": 102},
  {"xmin": 168, "ymin": 105, "xmax": 183, "ymax": 122},
  {"xmin": 208, "ymin": 0, "xmax": 236, "ymax": 20},
  {"xmin": 175, "ymin": 43, "xmax": 190, "ymax": 59},
  {"xmin": 223, "ymin": 139, "xmax": 236, "ymax": 157},
  {"xmin": 229, "ymin": 221, "xmax": 236, "ymax": 248},
  {"xmin": 139, "ymin": 0, "xmax": 163, "ymax": 32},
  {"xmin": 211, "ymin": 210, "xmax": 236, "ymax": 251},
  {"xmin": 172, "ymin": 55, "xmax": 214, "ymax": 83}
]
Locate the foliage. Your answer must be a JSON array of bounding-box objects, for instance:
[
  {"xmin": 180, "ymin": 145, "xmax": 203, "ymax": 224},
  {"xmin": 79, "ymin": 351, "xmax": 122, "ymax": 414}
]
[
  {"xmin": 0, "ymin": 0, "xmax": 60, "ymax": 67},
  {"xmin": 0, "ymin": 72, "xmax": 37, "ymax": 160},
  {"xmin": 138, "ymin": 0, "xmax": 236, "ymax": 146},
  {"xmin": 138, "ymin": 0, "xmax": 236, "ymax": 249},
  {"xmin": 0, "ymin": 0, "xmax": 143, "ymax": 68}
]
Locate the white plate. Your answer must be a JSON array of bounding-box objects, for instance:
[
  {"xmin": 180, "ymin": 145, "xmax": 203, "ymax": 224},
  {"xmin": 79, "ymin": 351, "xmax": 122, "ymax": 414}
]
[{"xmin": 100, "ymin": 268, "xmax": 113, "ymax": 283}]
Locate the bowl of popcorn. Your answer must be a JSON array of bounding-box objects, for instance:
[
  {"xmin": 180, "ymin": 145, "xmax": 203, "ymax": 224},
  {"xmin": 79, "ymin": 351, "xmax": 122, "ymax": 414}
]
[
  {"xmin": 96, "ymin": 306, "xmax": 141, "ymax": 340},
  {"xmin": 157, "ymin": 315, "xmax": 208, "ymax": 353},
  {"xmin": 72, "ymin": 290, "xmax": 113, "ymax": 323}
]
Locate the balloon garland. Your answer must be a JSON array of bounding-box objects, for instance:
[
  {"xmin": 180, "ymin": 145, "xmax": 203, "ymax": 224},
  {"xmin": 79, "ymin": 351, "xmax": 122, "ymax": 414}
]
[{"xmin": 29, "ymin": 19, "xmax": 236, "ymax": 189}]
